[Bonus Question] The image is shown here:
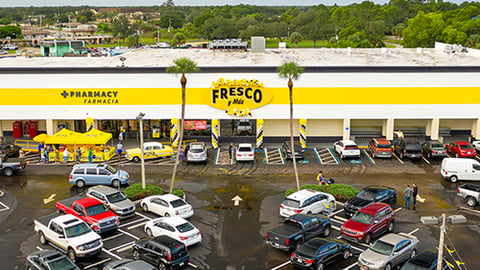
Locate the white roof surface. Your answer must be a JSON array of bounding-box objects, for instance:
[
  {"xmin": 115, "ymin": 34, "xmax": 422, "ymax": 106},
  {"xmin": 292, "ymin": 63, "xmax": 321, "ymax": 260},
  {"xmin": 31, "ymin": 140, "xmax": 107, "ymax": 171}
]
[{"xmin": 1, "ymin": 47, "xmax": 479, "ymax": 67}]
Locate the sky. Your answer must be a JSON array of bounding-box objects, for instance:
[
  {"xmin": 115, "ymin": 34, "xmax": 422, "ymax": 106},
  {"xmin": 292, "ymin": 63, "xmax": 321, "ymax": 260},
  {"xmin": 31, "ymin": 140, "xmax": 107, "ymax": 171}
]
[{"xmin": 0, "ymin": 0, "xmax": 470, "ymax": 7}]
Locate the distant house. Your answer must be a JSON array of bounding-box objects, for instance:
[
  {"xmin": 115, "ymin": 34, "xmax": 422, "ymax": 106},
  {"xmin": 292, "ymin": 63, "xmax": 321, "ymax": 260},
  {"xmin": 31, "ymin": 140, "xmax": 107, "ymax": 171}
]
[
  {"xmin": 40, "ymin": 40, "xmax": 88, "ymax": 57},
  {"xmin": 63, "ymin": 25, "xmax": 97, "ymax": 37}
]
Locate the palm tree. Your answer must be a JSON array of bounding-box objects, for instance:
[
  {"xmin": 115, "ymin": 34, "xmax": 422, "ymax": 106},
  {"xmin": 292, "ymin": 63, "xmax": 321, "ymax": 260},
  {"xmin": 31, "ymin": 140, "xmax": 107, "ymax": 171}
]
[
  {"xmin": 277, "ymin": 61, "xmax": 304, "ymax": 191},
  {"xmin": 167, "ymin": 57, "xmax": 199, "ymax": 193}
]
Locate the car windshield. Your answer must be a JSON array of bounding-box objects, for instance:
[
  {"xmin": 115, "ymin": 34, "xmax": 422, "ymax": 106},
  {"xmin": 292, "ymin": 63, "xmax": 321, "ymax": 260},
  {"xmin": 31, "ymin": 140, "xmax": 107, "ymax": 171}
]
[
  {"xmin": 189, "ymin": 147, "xmax": 204, "ymax": 153},
  {"xmin": 170, "ymin": 199, "xmax": 187, "ymax": 208},
  {"xmin": 48, "ymin": 256, "xmax": 78, "ymax": 270},
  {"xmin": 65, "ymin": 222, "xmax": 92, "ymax": 238},
  {"xmin": 369, "ymin": 240, "xmax": 394, "ymax": 256},
  {"xmin": 356, "ymin": 190, "xmax": 376, "ymax": 201},
  {"xmin": 281, "ymin": 198, "xmax": 300, "ymax": 208},
  {"xmin": 238, "ymin": 122, "xmax": 251, "ymax": 127},
  {"xmin": 351, "ymin": 212, "xmax": 374, "ymax": 225},
  {"xmin": 85, "ymin": 204, "xmax": 109, "ymax": 216},
  {"xmin": 460, "ymin": 144, "xmax": 473, "ymax": 150},
  {"xmin": 106, "ymin": 165, "xmax": 117, "ymax": 174},
  {"xmin": 431, "ymin": 143, "xmax": 444, "ymax": 148},
  {"xmin": 107, "ymin": 192, "xmax": 127, "ymax": 203},
  {"xmin": 176, "ymin": 222, "xmax": 195, "ymax": 233},
  {"xmin": 401, "ymin": 261, "xmax": 430, "ymax": 270},
  {"xmin": 378, "ymin": 144, "xmax": 391, "ymax": 148}
]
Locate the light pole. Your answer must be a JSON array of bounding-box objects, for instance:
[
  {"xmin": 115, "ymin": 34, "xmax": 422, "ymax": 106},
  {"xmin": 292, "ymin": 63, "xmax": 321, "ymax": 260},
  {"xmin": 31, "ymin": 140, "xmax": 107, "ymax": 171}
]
[{"xmin": 137, "ymin": 112, "xmax": 146, "ymax": 189}]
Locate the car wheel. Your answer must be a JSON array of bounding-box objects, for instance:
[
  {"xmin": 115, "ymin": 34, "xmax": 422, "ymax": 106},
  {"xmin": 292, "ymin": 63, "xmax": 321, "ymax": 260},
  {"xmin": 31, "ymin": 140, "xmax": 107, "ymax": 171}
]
[
  {"xmin": 323, "ymin": 226, "xmax": 331, "ymax": 237},
  {"xmin": 146, "ymin": 228, "xmax": 153, "ymax": 237},
  {"xmin": 133, "ymin": 250, "xmax": 140, "ymax": 260},
  {"xmin": 133, "ymin": 156, "xmax": 140, "ymax": 163},
  {"xmin": 58, "ymin": 209, "xmax": 65, "ymax": 215},
  {"xmin": 158, "ymin": 262, "xmax": 167, "ymax": 270},
  {"xmin": 27, "ymin": 266, "xmax": 33, "ymax": 270},
  {"xmin": 455, "ymin": 153, "xmax": 459, "ymax": 158},
  {"xmin": 364, "ymin": 233, "xmax": 372, "ymax": 244},
  {"xmin": 410, "ymin": 249, "xmax": 417, "ymax": 259},
  {"xmin": 3, "ymin": 168, "xmax": 13, "ymax": 176},
  {"xmin": 316, "ymin": 262, "xmax": 324, "ymax": 270},
  {"xmin": 112, "ymin": 179, "xmax": 120, "ymax": 188},
  {"xmin": 307, "ymin": 211, "xmax": 312, "ymax": 215},
  {"xmin": 67, "ymin": 248, "xmax": 76, "ymax": 262},
  {"xmin": 450, "ymin": 175, "xmax": 458, "ymax": 183},
  {"xmin": 164, "ymin": 212, "xmax": 170, "ymax": 217},
  {"xmin": 467, "ymin": 197, "xmax": 477, "ymax": 207},
  {"xmin": 142, "ymin": 203, "xmax": 149, "ymax": 212},
  {"xmin": 340, "ymin": 153, "xmax": 344, "ymax": 159},
  {"xmin": 76, "ymin": 180, "xmax": 85, "ymax": 188},
  {"xmin": 39, "ymin": 231, "xmax": 47, "ymax": 245},
  {"xmin": 384, "ymin": 263, "xmax": 392, "ymax": 270},
  {"xmin": 343, "ymin": 248, "xmax": 351, "ymax": 260},
  {"xmin": 400, "ymin": 152, "xmax": 404, "ymax": 159},
  {"xmin": 387, "ymin": 221, "xmax": 394, "ymax": 232}
]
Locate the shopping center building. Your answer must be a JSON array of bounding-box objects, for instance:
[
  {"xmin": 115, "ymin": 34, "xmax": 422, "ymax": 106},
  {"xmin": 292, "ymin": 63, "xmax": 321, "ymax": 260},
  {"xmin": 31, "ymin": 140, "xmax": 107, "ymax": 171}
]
[{"xmin": 1, "ymin": 43, "xmax": 480, "ymax": 146}]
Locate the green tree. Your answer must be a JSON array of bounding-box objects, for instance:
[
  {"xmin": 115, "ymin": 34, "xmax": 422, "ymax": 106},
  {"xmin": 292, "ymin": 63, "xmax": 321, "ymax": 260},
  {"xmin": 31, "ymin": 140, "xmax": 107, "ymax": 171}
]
[
  {"xmin": 402, "ymin": 11, "xmax": 445, "ymax": 47},
  {"xmin": 76, "ymin": 15, "xmax": 87, "ymax": 24},
  {"xmin": 290, "ymin": 31, "xmax": 303, "ymax": 48},
  {"xmin": 166, "ymin": 58, "xmax": 199, "ymax": 193},
  {"xmin": 111, "ymin": 15, "xmax": 135, "ymax": 45},
  {"xmin": 172, "ymin": 32, "xmax": 186, "ymax": 47},
  {"xmin": 277, "ymin": 61, "xmax": 304, "ymax": 191},
  {"xmin": 202, "ymin": 16, "xmax": 238, "ymax": 39},
  {"xmin": 0, "ymin": 25, "xmax": 22, "ymax": 39}
]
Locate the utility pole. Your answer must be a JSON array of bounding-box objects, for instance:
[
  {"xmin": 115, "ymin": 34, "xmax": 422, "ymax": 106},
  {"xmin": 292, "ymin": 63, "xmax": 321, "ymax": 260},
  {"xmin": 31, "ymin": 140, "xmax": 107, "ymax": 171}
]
[
  {"xmin": 137, "ymin": 112, "xmax": 146, "ymax": 189},
  {"xmin": 437, "ymin": 213, "xmax": 446, "ymax": 270},
  {"xmin": 168, "ymin": 18, "xmax": 172, "ymax": 48}
]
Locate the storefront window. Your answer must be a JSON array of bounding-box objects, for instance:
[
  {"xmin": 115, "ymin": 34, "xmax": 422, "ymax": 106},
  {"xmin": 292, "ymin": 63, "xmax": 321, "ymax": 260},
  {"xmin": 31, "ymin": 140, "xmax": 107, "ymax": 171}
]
[{"xmin": 220, "ymin": 119, "xmax": 256, "ymax": 136}]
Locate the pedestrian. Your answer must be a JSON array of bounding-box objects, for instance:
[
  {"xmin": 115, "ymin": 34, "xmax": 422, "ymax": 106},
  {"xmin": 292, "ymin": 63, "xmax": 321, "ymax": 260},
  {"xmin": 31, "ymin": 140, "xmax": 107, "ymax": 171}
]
[
  {"xmin": 316, "ymin": 171, "xmax": 326, "ymax": 186},
  {"xmin": 77, "ymin": 148, "xmax": 82, "ymax": 163},
  {"xmin": 88, "ymin": 147, "xmax": 93, "ymax": 163},
  {"xmin": 117, "ymin": 141, "xmax": 123, "ymax": 159},
  {"xmin": 63, "ymin": 148, "xmax": 69, "ymax": 163},
  {"xmin": 19, "ymin": 148, "xmax": 25, "ymax": 158},
  {"xmin": 405, "ymin": 184, "xmax": 413, "ymax": 209},
  {"xmin": 43, "ymin": 147, "xmax": 49, "ymax": 164},
  {"xmin": 178, "ymin": 148, "xmax": 185, "ymax": 165},
  {"xmin": 119, "ymin": 131, "xmax": 123, "ymax": 143},
  {"xmin": 412, "ymin": 184, "xmax": 418, "ymax": 210},
  {"xmin": 229, "ymin": 143, "xmax": 233, "ymax": 160},
  {"xmin": 38, "ymin": 143, "xmax": 44, "ymax": 161}
]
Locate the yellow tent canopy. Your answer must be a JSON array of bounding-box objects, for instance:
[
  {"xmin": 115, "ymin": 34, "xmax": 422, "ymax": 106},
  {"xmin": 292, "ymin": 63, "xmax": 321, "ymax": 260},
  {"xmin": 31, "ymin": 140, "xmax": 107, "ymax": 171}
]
[
  {"xmin": 33, "ymin": 133, "xmax": 50, "ymax": 143},
  {"xmin": 76, "ymin": 128, "xmax": 112, "ymax": 145},
  {"xmin": 45, "ymin": 128, "xmax": 82, "ymax": 145}
]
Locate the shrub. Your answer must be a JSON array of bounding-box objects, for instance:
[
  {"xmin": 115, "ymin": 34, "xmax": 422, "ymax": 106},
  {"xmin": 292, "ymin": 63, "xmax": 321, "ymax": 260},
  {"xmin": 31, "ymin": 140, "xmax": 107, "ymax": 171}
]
[
  {"xmin": 285, "ymin": 184, "xmax": 359, "ymax": 202},
  {"xmin": 172, "ymin": 189, "xmax": 184, "ymax": 198},
  {"xmin": 124, "ymin": 183, "xmax": 163, "ymax": 200}
]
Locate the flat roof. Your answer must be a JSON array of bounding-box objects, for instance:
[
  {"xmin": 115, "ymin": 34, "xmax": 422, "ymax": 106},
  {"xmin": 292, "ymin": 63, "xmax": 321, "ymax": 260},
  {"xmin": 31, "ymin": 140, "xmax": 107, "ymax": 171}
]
[{"xmin": 0, "ymin": 47, "xmax": 479, "ymax": 68}]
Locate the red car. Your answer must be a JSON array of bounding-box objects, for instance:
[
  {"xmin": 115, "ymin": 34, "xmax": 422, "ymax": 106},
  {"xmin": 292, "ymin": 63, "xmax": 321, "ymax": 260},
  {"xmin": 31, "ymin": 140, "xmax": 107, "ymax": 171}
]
[
  {"xmin": 340, "ymin": 202, "xmax": 395, "ymax": 244},
  {"xmin": 446, "ymin": 141, "xmax": 476, "ymax": 158}
]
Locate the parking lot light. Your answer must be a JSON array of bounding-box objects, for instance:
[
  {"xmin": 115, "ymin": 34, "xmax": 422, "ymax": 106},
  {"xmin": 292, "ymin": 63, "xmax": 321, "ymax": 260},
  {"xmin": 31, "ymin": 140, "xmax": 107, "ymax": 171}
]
[{"xmin": 136, "ymin": 112, "xmax": 146, "ymax": 189}]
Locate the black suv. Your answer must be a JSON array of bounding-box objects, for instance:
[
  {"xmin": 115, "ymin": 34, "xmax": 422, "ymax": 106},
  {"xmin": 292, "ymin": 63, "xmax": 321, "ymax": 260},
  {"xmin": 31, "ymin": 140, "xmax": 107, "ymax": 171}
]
[
  {"xmin": 400, "ymin": 250, "xmax": 453, "ymax": 270},
  {"xmin": 343, "ymin": 186, "xmax": 397, "ymax": 217},
  {"xmin": 282, "ymin": 141, "xmax": 305, "ymax": 160},
  {"xmin": 25, "ymin": 249, "xmax": 80, "ymax": 270},
  {"xmin": 393, "ymin": 137, "xmax": 422, "ymax": 159},
  {"xmin": 132, "ymin": 236, "xmax": 189, "ymax": 270}
]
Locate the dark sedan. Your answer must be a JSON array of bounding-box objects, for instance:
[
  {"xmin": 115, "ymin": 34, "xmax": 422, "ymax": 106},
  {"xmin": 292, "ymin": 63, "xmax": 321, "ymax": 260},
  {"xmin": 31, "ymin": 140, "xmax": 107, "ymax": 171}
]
[
  {"xmin": 422, "ymin": 140, "xmax": 447, "ymax": 159},
  {"xmin": 103, "ymin": 259, "xmax": 156, "ymax": 270},
  {"xmin": 290, "ymin": 238, "xmax": 352, "ymax": 269},
  {"xmin": 26, "ymin": 249, "xmax": 80, "ymax": 270},
  {"xmin": 282, "ymin": 141, "xmax": 305, "ymax": 160},
  {"xmin": 343, "ymin": 186, "xmax": 397, "ymax": 217},
  {"xmin": 400, "ymin": 250, "xmax": 453, "ymax": 270}
]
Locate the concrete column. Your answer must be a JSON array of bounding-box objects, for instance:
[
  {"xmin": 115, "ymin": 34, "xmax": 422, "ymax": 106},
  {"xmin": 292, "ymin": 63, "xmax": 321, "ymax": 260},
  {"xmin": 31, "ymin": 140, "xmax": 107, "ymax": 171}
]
[
  {"xmin": 472, "ymin": 119, "xmax": 480, "ymax": 140},
  {"xmin": 427, "ymin": 118, "xmax": 440, "ymax": 140},
  {"xmin": 93, "ymin": 120, "xmax": 99, "ymax": 130},
  {"xmin": 46, "ymin": 119, "xmax": 54, "ymax": 135},
  {"xmin": 384, "ymin": 118, "xmax": 395, "ymax": 140},
  {"xmin": 343, "ymin": 118, "xmax": 350, "ymax": 140},
  {"xmin": 0, "ymin": 120, "xmax": 4, "ymax": 140}
]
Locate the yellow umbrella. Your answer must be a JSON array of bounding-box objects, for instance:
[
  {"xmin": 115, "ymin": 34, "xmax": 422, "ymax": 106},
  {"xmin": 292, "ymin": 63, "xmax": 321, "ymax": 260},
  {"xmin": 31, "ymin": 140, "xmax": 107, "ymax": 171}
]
[{"xmin": 33, "ymin": 133, "xmax": 50, "ymax": 143}]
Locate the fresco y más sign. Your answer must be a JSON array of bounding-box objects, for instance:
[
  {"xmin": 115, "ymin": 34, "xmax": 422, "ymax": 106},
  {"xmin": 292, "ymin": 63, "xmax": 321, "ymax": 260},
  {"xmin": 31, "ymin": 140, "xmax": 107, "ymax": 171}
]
[{"xmin": 205, "ymin": 78, "xmax": 273, "ymax": 116}]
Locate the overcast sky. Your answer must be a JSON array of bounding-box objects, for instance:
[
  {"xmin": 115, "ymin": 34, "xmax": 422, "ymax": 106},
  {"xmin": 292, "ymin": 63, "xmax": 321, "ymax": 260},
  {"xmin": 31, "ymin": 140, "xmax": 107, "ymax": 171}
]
[{"xmin": 0, "ymin": 0, "xmax": 469, "ymax": 7}]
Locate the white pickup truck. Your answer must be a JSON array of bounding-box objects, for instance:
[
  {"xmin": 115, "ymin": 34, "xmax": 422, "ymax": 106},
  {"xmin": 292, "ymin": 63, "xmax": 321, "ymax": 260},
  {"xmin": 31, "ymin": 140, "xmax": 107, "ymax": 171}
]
[
  {"xmin": 457, "ymin": 183, "xmax": 480, "ymax": 207},
  {"xmin": 34, "ymin": 213, "xmax": 103, "ymax": 261}
]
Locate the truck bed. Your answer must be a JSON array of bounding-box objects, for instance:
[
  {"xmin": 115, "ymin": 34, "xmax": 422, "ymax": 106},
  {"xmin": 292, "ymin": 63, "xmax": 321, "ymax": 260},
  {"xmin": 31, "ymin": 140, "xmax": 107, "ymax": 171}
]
[
  {"xmin": 57, "ymin": 196, "xmax": 84, "ymax": 209},
  {"xmin": 35, "ymin": 212, "xmax": 60, "ymax": 226}
]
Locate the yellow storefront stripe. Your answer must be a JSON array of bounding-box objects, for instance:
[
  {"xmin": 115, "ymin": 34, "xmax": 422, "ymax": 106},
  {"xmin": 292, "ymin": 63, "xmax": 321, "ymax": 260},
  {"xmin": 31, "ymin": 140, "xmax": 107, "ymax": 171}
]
[{"xmin": 1, "ymin": 87, "xmax": 479, "ymax": 105}]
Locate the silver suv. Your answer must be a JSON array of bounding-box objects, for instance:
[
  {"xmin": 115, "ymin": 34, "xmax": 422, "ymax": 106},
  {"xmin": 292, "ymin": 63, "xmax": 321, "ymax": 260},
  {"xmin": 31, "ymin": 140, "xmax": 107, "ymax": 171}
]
[
  {"xmin": 186, "ymin": 142, "xmax": 207, "ymax": 163},
  {"xmin": 86, "ymin": 185, "xmax": 135, "ymax": 219}
]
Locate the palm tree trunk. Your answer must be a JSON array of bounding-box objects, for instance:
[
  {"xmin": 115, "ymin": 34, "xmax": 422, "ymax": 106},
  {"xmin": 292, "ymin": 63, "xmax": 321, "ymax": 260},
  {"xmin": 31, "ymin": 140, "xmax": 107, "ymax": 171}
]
[
  {"xmin": 170, "ymin": 75, "xmax": 186, "ymax": 193},
  {"xmin": 289, "ymin": 79, "xmax": 300, "ymax": 191}
]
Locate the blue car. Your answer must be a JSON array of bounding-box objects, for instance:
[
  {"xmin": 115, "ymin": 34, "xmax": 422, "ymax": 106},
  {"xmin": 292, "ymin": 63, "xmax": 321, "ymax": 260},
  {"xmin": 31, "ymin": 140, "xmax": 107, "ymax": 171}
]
[{"xmin": 69, "ymin": 163, "xmax": 129, "ymax": 188}]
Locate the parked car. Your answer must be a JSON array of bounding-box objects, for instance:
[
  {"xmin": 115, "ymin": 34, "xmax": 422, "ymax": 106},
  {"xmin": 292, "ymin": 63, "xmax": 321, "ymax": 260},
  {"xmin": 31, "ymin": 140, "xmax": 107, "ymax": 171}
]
[
  {"xmin": 290, "ymin": 238, "xmax": 352, "ymax": 270},
  {"xmin": 400, "ymin": 250, "xmax": 453, "ymax": 270},
  {"xmin": 441, "ymin": 158, "xmax": 480, "ymax": 182},
  {"xmin": 125, "ymin": 142, "xmax": 173, "ymax": 162},
  {"xmin": 357, "ymin": 233, "xmax": 419, "ymax": 270},
  {"xmin": 0, "ymin": 155, "xmax": 26, "ymax": 176},
  {"xmin": 472, "ymin": 141, "xmax": 480, "ymax": 151},
  {"xmin": 343, "ymin": 186, "xmax": 397, "ymax": 217},
  {"xmin": 282, "ymin": 141, "xmax": 305, "ymax": 160},
  {"xmin": 422, "ymin": 140, "xmax": 447, "ymax": 159},
  {"xmin": 368, "ymin": 138, "xmax": 392, "ymax": 158},
  {"xmin": 132, "ymin": 235, "xmax": 189, "ymax": 270},
  {"xmin": 393, "ymin": 137, "xmax": 422, "ymax": 159},
  {"xmin": 86, "ymin": 185, "xmax": 135, "ymax": 219},
  {"xmin": 266, "ymin": 213, "xmax": 331, "ymax": 251},
  {"xmin": 236, "ymin": 119, "xmax": 253, "ymax": 135},
  {"xmin": 341, "ymin": 202, "xmax": 395, "ymax": 244},
  {"xmin": 103, "ymin": 259, "xmax": 156, "ymax": 270},
  {"xmin": 69, "ymin": 163, "xmax": 129, "ymax": 188},
  {"xmin": 185, "ymin": 142, "xmax": 207, "ymax": 163},
  {"xmin": 144, "ymin": 216, "xmax": 201, "ymax": 247},
  {"xmin": 456, "ymin": 183, "xmax": 480, "ymax": 206},
  {"xmin": 0, "ymin": 49, "xmax": 7, "ymax": 55},
  {"xmin": 140, "ymin": 194, "xmax": 194, "ymax": 219},
  {"xmin": 235, "ymin": 143, "xmax": 255, "ymax": 162},
  {"xmin": 4, "ymin": 44, "xmax": 18, "ymax": 50},
  {"xmin": 25, "ymin": 249, "xmax": 80, "ymax": 270},
  {"xmin": 279, "ymin": 189, "xmax": 336, "ymax": 218},
  {"xmin": 0, "ymin": 142, "xmax": 21, "ymax": 158},
  {"xmin": 445, "ymin": 141, "xmax": 476, "ymax": 158},
  {"xmin": 333, "ymin": 140, "xmax": 360, "ymax": 159}
]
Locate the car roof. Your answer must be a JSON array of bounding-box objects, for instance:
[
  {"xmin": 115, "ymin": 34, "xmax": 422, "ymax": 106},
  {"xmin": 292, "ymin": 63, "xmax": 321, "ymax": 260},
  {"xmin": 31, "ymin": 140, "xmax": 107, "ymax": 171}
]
[
  {"xmin": 237, "ymin": 143, "xmax": 253, "ymax": 148},
  {"xmin": 363, "ymin": 185, "xmax": 394, "ymax": 192},
  {"xmin": 155, "ymin": 216, "xmax": 189, "ymax": 226},
  {"xmin": 377, "ymin": 233, "xmax": 413, "ymax": 245},
  {"xmin": 54, "ymin": 214, "xmax": 83, "ymax": 226},
  {"xmin": 88, "ymin": 185, "xmax": 119, "ymax": 195},
  {"xmin": 73, "ymin": 163, "xmax": 108, "ymax": 169},
  {"xmin": 409, "ymin": 250, "xmax": 438, "ymax": 267},
  {"xmin": 373, "ymin": 138, "xmax": 390, "ymax": 144},
  {"xmin": 76, "ymin": 197, "xmax": 105, "ymax": 207},
  {"xmin": 286, "ymin": 189, "xmax": 322, "ymax": 201},
  {"xmin": 153, "ymin": 194, "xmax": 184, "ymax": 202},
  {"xmin": 338, "ymin": 140, "xmax": 357, "ymax": 145},
  {"xmin": 359, "ymin": 202, "xmax": 390, "ymax": 214},
  {"xmin": 144, "ymin": 142, "xmax": 163, "ymax": 146},
  {"xmin": 190, "ymin": 142, "xmax": 205, "ymax": 148},
  {"xmin": 151, "ymin": 235, "xmax": 185, "ymax": 250},
  {"xmin": 454, "ymin": 141, "xmax": 470, "ymax": 145}
]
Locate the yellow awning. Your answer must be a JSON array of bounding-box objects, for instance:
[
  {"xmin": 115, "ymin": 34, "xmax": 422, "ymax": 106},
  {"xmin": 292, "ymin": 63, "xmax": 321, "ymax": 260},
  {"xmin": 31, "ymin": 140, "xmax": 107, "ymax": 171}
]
[
  {"xmin": 45, "ymin": 128, "xmax": 82, "ymax": 144},
  {"xmin": 33, "ymin": 133, "xmax": 50, "ymax": 143},
  {"xmin": 76, "ymin": 128, "xmax": 112, "ymax": 145}
]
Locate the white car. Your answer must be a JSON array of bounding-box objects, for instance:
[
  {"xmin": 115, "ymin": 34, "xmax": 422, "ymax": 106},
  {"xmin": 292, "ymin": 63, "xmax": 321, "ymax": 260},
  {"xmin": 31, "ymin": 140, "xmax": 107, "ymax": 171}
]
[
  {"xmin": 236, "ymin": 143, "xmax": 255, "ymax": 162},
  {"xmin": 144, "ymin": 216, "xmax": 202, "ymax": 247},
  {"xmin": 472, "ymin": 141, "xmax": 480, "ymax": 151},
  {"xmin": 140, "ymin": 194, "xmax": 194, "ymax": 219},
  {"xmin": 333, "ymin": 140, "xmax": 361, "ymax": 159},
  {"xmin": 279, "ymin": 189, "xmax": 336, "ymax": 217}
]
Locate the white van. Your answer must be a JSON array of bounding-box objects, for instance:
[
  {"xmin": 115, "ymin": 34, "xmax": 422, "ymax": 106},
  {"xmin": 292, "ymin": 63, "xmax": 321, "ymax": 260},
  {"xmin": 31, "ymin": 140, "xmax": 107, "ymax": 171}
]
[{"xmin": 441, "ymin": 158, "xmax": 480, "ymax": 182}]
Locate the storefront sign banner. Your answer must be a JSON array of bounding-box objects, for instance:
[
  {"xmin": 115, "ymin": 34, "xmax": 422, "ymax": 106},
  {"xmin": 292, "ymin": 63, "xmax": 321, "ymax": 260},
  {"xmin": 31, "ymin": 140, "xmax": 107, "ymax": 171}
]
[{"xmin": 184, "ymin": 121, "xmax": 207, "ymax": 130}]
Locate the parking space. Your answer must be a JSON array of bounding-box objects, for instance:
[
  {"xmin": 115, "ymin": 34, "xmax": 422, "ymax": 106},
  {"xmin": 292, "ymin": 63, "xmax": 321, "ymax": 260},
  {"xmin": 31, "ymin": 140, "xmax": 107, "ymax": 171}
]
[
  {"xmin": 313, "ymin": 147, "xmax": 339, "ymax": 165},
  {"xmin": 215, "ymin": 148, "xmax": 232, "ymax": 165},
  {"xmin": 263, "ymin": 148, "xmax": 285, "ymax": 165}
]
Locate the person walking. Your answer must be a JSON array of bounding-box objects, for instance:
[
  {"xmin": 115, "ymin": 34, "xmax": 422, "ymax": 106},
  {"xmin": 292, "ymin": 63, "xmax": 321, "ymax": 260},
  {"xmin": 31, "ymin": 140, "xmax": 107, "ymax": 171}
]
[
  {"xmin": 228, "ymin": 143, "xmax": 233, "ymax": 160},
  {"xmin": 88, "ymin": 148, "xmax": 93, "ymax": 163},
  {"xmin": 38, "ymin": 143, "xmax": 44, "ymax": 161},
  {"xmin": 412, "ymin": 184, "xmax": 418, "ymax": 210},
  {"xmin": 63, "ymin": 148, "xmax": 69, "ymax": 163},
  {"xmin": 404, "ymin": 184, "xmax": 413, "ymax": 209},
  {"xmin": 178, "ymin": 148, "xmax": 185, "ymax": 165},
  {"xmin": 117, "ymin": 141, "xmax": 123, "ymax": 159},
  {"xmin": 77, "ymin": 148, "xmax": 82, "ymax": 163},
  {"xmin": 43, "ymin": 147, "xmax": 49, "ymax": 164},
  {"xmin": 19, "ymin": 148, "xmax": 25, "ymax": 158}
]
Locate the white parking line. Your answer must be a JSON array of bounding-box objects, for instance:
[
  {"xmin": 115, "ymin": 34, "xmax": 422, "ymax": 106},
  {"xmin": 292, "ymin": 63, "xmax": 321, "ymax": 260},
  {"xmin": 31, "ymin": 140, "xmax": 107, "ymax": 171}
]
[
  {"xmin": 395, "ymin": 207, "xmax": 402, "ymax": 212},
  {"xmin": 422, "ymin": 156, "xmax": 430, "ymax": 165},
  {"xmin": 0, "ymin": 200, "xmax": 10, "ymax": 212},
  {"xmin": 102, "ymin": 233, "xmax": 124, "ymax": 242},
  {"xmin": 119, "ymin": 217, "xmax": 147, "ymax": 228},
  {"xmin": 118, "ymin": 228, "xmax": 140, "ymax": 240},
  {"xmin": 336, "ymin": 201, "xmax": 345, "ymax": 206},
  {"xmin": 392, "ymin": 153, "xmax": 405, "ymax": 164},
  {"xmin": 127, "ymin": 221, "xmax": 147, "ymax": 230},
  {"xmin": 332, "ymin": 225, "xmax": 341, "ymax": 231},
  {"xmin": 342, "ymin": 262, "xmax": 358, "ymax": 270},
  {"xmin": 102, "ymin": 248, "xmax": 122, "ymax": 260},
  {"xmin": 36, "ymin": 246, "xmax": 44, "ymax": 251},
  {"xmin": 188, "ymin": 262, "xmax": 198, "ymax": 269},
  {"xmin": 269, "ymin": 260, "xmax": 290, "ymax": 270},
  {"xmin": 109, "ymin": 241, "xmax": 135, "ymax": 252},
  {"xmin": 330, "ymin": 209, "xmax": 344, "ymax": 217},
  {"xmin": 84, "ymin": 258, "xmax": 112, "ymax": 269},
  {"xmin": 134, "ymin": 212, "xmax": 153, "ymax": 220},
  {"xmin": 408, "ymin": 228, "xmax": 419, "ymax": 235},
  {"xmin": 333, "ymin": 215, "xmax": 348, "ymax": 222}
]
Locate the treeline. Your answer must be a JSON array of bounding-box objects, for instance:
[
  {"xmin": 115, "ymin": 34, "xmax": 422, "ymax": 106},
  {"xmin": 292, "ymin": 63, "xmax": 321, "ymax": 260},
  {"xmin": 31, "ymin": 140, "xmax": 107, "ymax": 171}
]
[{"xmin": 2, "ymin": 1, "xmax": 480, "ymax": 48}]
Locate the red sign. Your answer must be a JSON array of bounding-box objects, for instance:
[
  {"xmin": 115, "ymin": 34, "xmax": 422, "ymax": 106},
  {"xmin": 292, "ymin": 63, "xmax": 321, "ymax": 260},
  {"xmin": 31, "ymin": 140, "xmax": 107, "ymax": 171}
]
[{"xmin": 184, "ymin": 121, "xmax": 207, "ymax": 130}]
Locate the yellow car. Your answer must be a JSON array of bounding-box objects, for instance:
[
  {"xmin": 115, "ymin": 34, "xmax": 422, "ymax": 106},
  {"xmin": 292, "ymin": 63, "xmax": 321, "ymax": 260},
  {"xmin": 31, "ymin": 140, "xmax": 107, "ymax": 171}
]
[{"xmin": 125, "ymin": 142, "xmax": 173, "ymax": 162}]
